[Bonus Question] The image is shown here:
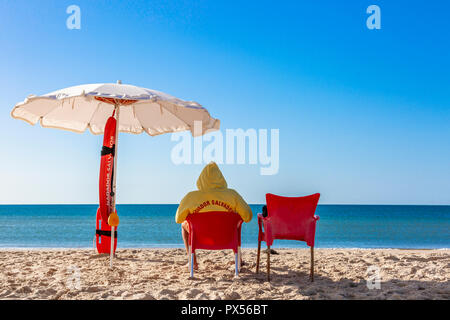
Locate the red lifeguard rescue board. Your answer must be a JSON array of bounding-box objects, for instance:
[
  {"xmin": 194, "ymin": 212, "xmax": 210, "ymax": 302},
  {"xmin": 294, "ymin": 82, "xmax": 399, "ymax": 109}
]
[
  {"xmin": 96, "ymin": 115, "xmax": 118, "ymax": 254},
  {"xmin": 96, "ymin": 208, "xmax": 117, "ymax": 254}
]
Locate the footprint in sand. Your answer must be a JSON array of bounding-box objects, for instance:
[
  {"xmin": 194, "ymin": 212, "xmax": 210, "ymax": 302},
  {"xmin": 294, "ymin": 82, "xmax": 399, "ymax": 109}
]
[
  {"xmin": 158, "ymin": 288, "xmax": 178, "ymax": 297},
  {"xmin": 0, "ymin": 290, "xmax": 12, "ymax": 297},
  {"xmin": 51, "ymin": 290, "xmax": 66, "ymax": 299},
  {"xmin": 196, "ymin": 293, "xmax": 209, "ymax": 300},
  {"xmin": 85, "ymin": 286, "xmax": 102, "ymax": 293},
  {"xmin": 16, "ymin": 286, "xmax": 33, "ymax": 294},
  {"xmin": 120, "ymin": 291, "xmax": 134, "ymax": 298},
  {"xmin": 224, "ymin": 291, "xmax": 241, "ymax": 299},
  {"xmin": 385, "ymin": 255, "xmax": 400, "ymax": 261},
  {"xmin": 185, "ymin": 288, "xmax": 202, "ymax": 299},
  {"xmin": 36, "ymin": 288, "xmax": 57, "ymax": 297},
  {"xmin": 133, "ymin": 293, "xmax": 155, "ymax": 300}
]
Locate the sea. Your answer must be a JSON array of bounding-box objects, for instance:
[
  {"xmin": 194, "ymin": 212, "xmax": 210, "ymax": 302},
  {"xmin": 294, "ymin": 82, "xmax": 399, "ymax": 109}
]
[{"xmin": 0, "ymin": 204, "xmax": 449, "ymax": 249}]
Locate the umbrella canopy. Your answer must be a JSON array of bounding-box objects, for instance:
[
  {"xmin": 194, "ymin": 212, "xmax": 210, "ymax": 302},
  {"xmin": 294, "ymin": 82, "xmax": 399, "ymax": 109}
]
[{"xmin": 10, "ymin": 82, "xmax": 220, "ymax": 136}]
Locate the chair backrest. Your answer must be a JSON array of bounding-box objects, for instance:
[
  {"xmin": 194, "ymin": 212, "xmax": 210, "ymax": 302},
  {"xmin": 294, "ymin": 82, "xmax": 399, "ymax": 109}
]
[
  {"xmin": 265, "ymin": 193, "xmax": 320, "ymax": 245},
  {"xmin": 186, "ymin": 211, "xmax": 243, "ymax": 253}
]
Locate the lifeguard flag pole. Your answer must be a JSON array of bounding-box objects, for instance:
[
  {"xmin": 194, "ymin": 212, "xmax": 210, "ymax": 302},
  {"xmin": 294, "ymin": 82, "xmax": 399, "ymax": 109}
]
[{"xmin": 109, "ymin": 104, "xmax": 120, "ymax": 268}]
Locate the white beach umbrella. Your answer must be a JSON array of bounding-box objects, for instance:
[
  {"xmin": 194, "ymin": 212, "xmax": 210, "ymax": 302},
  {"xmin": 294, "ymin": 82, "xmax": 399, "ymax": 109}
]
[
  {"xmin": 11, "ymin": 81, "xmax": 220, "ymax": 268},
  {"xmin": 11, "ymin": 81, "xmax": 219, "ymax": 136}
]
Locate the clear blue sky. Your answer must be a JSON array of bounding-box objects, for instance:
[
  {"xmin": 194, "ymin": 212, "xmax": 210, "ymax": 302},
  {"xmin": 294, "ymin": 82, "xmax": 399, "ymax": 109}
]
[{"xmin": 0, "ymin": 0, "xmax": 449, "ymax": 204}]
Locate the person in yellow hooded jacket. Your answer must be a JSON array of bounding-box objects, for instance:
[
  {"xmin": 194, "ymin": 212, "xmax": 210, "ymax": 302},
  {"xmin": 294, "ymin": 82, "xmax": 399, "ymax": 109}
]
[{"xmin": 175, "ymin": 162, "xmax": 252, "ymax": 269}]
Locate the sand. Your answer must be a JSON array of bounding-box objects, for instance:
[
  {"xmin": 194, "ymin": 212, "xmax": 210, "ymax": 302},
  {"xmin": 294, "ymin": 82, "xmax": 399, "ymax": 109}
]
[{"xmin": 0, "ymin": 248, "xmax": 448, "ymax": 300}]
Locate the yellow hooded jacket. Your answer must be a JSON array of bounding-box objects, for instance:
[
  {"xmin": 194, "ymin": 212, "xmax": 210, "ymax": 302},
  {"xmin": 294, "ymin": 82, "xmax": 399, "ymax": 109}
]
[{"xmin": 175, "ymin": 162, "xmax": 252, "ymax": 223}]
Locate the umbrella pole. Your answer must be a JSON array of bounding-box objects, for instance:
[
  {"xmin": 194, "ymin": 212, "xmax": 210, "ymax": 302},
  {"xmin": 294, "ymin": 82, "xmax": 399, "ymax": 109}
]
[{"xmin": 110, "ymin": 104, "xmax": 120, "ymax": 269}]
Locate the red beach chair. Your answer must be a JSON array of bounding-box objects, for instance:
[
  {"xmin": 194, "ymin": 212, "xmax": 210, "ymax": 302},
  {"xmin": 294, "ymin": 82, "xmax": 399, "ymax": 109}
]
[
  {"xmin": 186, "ymin": 211, "xmax": 243, "ymax": 278},
  {"xmin": 256, "ymin": 193, "xmax": 320, "ymax": 281}
]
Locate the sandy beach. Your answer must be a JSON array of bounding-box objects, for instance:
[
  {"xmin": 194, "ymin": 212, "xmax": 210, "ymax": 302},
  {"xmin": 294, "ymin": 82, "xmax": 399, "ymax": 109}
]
[{"xmin": 0, "ymin": 248, "xmax": 448, "ymax": 300}]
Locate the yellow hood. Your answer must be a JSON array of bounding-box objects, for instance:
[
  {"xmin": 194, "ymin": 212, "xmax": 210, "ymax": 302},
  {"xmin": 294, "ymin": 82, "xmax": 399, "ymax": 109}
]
[
  {"xmin": 175, "ymin": 162, "xmax": 252, "ymax": 223},
  {"xmin": 196, "ymin": 162, "xmax": 228, "ymax": 191}
]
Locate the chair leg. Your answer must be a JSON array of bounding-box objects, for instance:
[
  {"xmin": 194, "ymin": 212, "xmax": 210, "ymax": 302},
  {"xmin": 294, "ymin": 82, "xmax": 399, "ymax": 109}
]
[
  {"xmin": 238, "ymin": 246, "xmax": 241, "ymax": 272},
  {"xmin": 188, "ymin": 246, "xmax": 191, "ymax": 272},
  {"xmin": 190, "ymin": 252, "xmax": 194, "ymax": 278},
  {"xmin": 256, "ymin": 239, "xmax": 261, "ymax": 273},
  {"xmin": 188, "ymin": 246, "xmax": 194, "ymax": 278},
  {"xmin": 235, "ymin": 252, "xmax": 239, "ymax": 277},
  {"xmin": 310, "ymin": 246, "xmax": 314, "ymax": 282},
  {"xmin": 267, "ymin": 245, "xmax": 271, "ymax": 282}
]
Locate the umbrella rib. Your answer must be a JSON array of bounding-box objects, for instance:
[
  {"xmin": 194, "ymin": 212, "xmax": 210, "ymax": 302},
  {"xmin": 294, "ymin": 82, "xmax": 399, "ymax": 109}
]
[
  {"xmin": 156, "ymin": 102, "xmax": 194, "ymax": 134},
  {"xmin": 12, "ymin": 97, "xmax": 60, "ymax": 126},
  {"xmin": 38, "ymin": 98, "xmax": 89, "ymax": 133},
  {"xmin": 132, "ymin": 104, "xmax": 145, "ymax": 134},
  {"xmin": 38, "ymin": 99, "xmax": 68, "ymax": 128},
  {"xmin": 16, "ymin": 97, "xmax": 90, "ymax": 132},
  {"xmin": 87, "ymin": 101, "xmax": 105, "ymax": 134}
]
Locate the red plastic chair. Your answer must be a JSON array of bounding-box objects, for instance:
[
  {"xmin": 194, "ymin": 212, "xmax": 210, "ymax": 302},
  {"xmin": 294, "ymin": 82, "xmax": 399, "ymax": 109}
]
[
  {"xmin": 256, "ymin": 193, "xmax": 320, "ymax": 281},
  {"xmin": 186, "ymin": 211, "xmax": 243, "ymax": 278}
]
